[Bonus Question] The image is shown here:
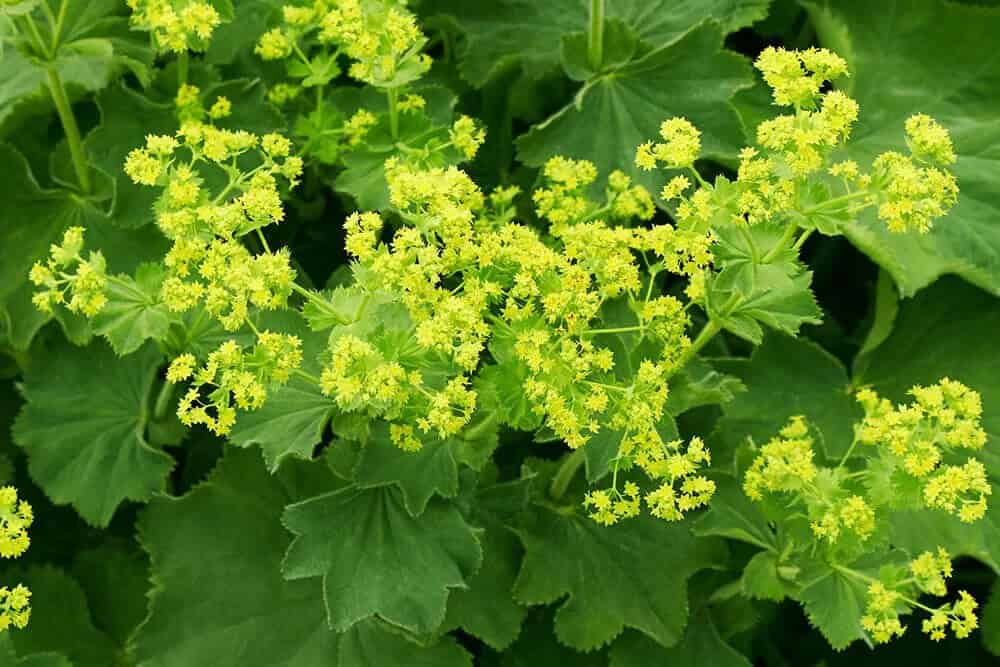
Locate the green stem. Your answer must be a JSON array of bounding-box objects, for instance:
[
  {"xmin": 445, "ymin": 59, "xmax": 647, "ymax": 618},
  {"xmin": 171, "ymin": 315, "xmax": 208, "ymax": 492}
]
[
  {"xmin": 387, "ymin": 86, "xmax": 400, "ymax": 140},
  {"xmin": 177, "ymin": 51, "xmax": 189, "ymax": 88},
  {"xmin": 551, "ymin": 448, "xmax": 586, "ymax": 500},
  {"xmin": 153, "ymin": 379, "xmax": 177, "ymax": 422},
  {"xmin": 761, "ymin": 223, "xmax": 798, "ymax": 263},
  {"xmin": 587, "ymin": 0, "xmax": 605, "ymax": 71},
  {"xmin": 45, "ymin": 67, "xmax": 91, "ymax": 193},
  {"xmin": 676, "ymin": 319, "xmax": 722, "ymax": 368},
  {"xmin": 580, "ymin": 325, "xmax": 643, "ymax": 336},
  {"xmin": 794, "ymin": 228, "xmax": 814, "ymax": 251}
]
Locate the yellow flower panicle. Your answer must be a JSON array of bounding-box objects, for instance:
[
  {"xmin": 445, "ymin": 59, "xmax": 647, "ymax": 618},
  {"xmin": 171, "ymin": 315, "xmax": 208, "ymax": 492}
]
[
  {"xmin": 857, "ymin": 379, "xmax": 990, "ymax": 521},
  {"xmin": 175, "ymin": 334, "xmax": 303, "ymax": 436},
  {"xmin": 128, "ymin": 0, "xmax": 224, "ymax": 53},
  {"xmin": 0, "ymin": 487, "xmax": 32, "ymax": 632},
  {"xmin": 635, "ymin": 48, "xmax": 957, "ymax": 236},
  {"xmin": 28, "ymin": 227, "xmax": 108, "ymax": 317},
  {"xmin": 862, "ymin": 548, "xmax": 978, "ymax": 645}
]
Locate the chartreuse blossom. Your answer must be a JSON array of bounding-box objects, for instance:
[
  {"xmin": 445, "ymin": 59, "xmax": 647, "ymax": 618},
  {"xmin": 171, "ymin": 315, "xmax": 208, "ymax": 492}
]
[
  {"xmin": 28, "ymin": 227, "xmax": 108, "ymax": 317},
  {"xmin": 255, "ymin": 0, "xmax": 483, "ymax": 171},
  {"xmin": 857, "ymin": 379, "xmax": 989, "ymax": 522},
  {"xmin": 127, "ymin": 0, "xmax": 225, "ymax": 53},
  {"xmin": 331, "ymin": 154, "xmax": 716, "ymax": 522},
  {"xmin": 741, "ymin": 379, "xmax": 990, "ymax": 645},
  {"xmin": 637, "ymin": 47, "xmax": 958, "ymax": 241},
  {"xmin": 0, "ymin": 487, "xmax": 32, "ymax": 631},
  {"xmin": 857, "ymin": 548, "xmax": 978, "ymax": 644}
]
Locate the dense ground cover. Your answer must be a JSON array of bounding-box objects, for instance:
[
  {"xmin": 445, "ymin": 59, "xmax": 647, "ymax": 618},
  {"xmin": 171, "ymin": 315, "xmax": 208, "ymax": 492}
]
[{"xmin": 1, "ymin": 0, "xmax": 999, "ymax": 664}]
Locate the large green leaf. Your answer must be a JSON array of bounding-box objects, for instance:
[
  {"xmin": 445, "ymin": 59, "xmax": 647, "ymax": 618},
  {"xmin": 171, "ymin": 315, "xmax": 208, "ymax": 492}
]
[
  {"xmin": 7, "ymin": 566, "xmax": 118, "ymax": 667},
  {"xmin": 13, "ymin": 340, "xmax": 172, "ymax": 526},
  {"xmin": 428, "ymin": 0, "xmax": 770, "ymax": 86},
  {"xmin": 282, "ymin": 485, "xmax": 482, "ymax": 634},
  {"xmin": 806, "ymin": 0, "xmax": 1000, "ymax": 296},
  {"xmin": 716, "ymin": 333, "xmax": 862, "ymax": 462},
  {"xmin": 134, "ymin": 446, "xmax": 470, "ymax": 666},
  {"xmin": 609, "ymin": 609, "xmax": 751, "ymax": 667},
  {"xmin": 71, "ymin": 540, "xmax": 150, "ymax": 648},
  {"xmin": 517, "ymin": 23, "xmax": 752, "ymax": 181},
  {"xmin": 444, "ymin": 478, "xmax": 531, "ymax": 650},
  {"xmin": 512, "ymin": 505, "xmax": 726, "ymax": 650}
]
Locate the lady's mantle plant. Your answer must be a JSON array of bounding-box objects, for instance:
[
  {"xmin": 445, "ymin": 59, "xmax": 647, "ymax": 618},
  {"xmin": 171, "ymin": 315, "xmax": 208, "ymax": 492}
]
[{"xmin": 2, "ymin": 0, "xmax": 999, "ymax": 664}]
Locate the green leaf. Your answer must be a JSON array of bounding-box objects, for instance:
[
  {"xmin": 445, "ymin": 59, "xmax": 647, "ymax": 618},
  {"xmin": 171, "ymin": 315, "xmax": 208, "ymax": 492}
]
[
  {"xmin": 227, "ymin": 312, "xmax": 334, "ymax": 471},
  {"xmin": 805, "ymin": 0, "xmax": 1000, "ymax": 296},
  {"xmin": 353, "ymin": 421, "xmax": 483, "ymax": 516},
  {"xmin": 983, "ymin": 580, "xmax": 1000, "ymax": 657},
  {"xmin": 0, "ymin": 635, "xmax": 71, "ymax": 667},
  {"xmin": 481, "ymin": 609, "xmax": 607, "ymax": 667},
  {"xmin": 71, "ymin": 540, "xmax": 150, "ymax": 647},
  {"xmin": 444, "ymin": 479, "xmax": 530, "ymax": 650},
  {"xmin": 608, "ymin": 609, "xmax": 751, "ymax": 667},
  {"xmin": 517, "ymin": 23, "xmax": 752, "ymax": 184},
  {"xmin": 707, "ymin": 222, "xmax": 822, "ymax": 343},
  {"xmin": 716, "ymin": 333, "xmax": 862, "ymax": 461},
  {"xmin": 7, "ymin": 566, "xmax": 118, "ymax": 667},
  {"xmin": 695, "ymin": 477, "xmax": 776, "ymax": 551},
  {"xmin": 428, "ymin": 0, "xmax": 770, "ymax": 86},
  {"xmin": 204, "ymin": 0, "xmax": 282, "ymax": 65},
  {"xmin": 741, "ymin": 551, "xmax": 797, "ymax": 601},
  {"xmin": 338, "ymin": 621, "xmax": 472, "ymax": 667},
  {"xmin": 91, "ymin": 263, "xmax": 172, "ymax": 355},
  {"xmin": 859, "ymin": 277, "xmax": 1000, "ymax": 476},
  {"xmin": 795, "ymin": 564, "xmax": 868, "ymax": 650},
  {"xmin": 512, "ymin": 506, "xmax": 726, "ymax": 650},
  {"xmin": 135, "ymin": 446, "xmax": 468, "ymax": 666},
  {"xmin": 888, "ymin": 507, "xmax": 1000, "ymax": 574},
  {"xmin": 0, "ymin": 0, "xmax": 153, "ymax": 134},
  {"xmin": 665, "ymin": 358, "xmax": 743, "ymax": 416},
  {"xmin": 13, "ymin": 340, "xmax": 172, "ymax": 526},
  {"xmin": 282, "ymin": 485, "xmax": 482, "ymax": 634}
]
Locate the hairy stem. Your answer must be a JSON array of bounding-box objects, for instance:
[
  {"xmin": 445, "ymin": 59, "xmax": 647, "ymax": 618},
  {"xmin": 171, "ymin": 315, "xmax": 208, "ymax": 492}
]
[
  {"xmin": 676, "ymin": 318, "xmax": 722, "ymax": 368},
  {"xmin": 177, "ymin": 50, "xmax": 190, "ymax": 88},
  {"xmin": 588, "ymin": 0, "xmax": 605, "ymax": 71},
  {"xmin": 387, "ymin": 86, "xmax": 400, "ymax": 140},
  {"xmin": 550, "ymin": 448, "xmax": 586, "ymax": 500},
  {"xmin": 45, "ymin": 67, "xmax": 91, "ymax": 193},
  {"xmin": 153, "ymin": 379, "xmax": 177, "ymax": 422}
]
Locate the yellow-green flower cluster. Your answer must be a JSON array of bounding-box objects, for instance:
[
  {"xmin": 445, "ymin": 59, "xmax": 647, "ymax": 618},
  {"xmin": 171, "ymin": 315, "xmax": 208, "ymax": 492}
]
[
  {"xmin": 257, "ymin": 0, "xmax": 431, "ymax": 88},
  {"xmin": 0, "ymin": 486, "xmax": 32, "ymax": 632},
  {"xmin": 744, "ymin": 416, "xmax": 877, "ymax": 544},
  {"xmin": 123, "ymin": 108, "xmax": 302, "ymax": 331},
  {"xmin": 635, "ymin": 117, "xmax": 701, "ymax": 170},
  {"xmin": 127, "ymin": 0, "xmax": 224, "ymax": 53},
  {"xmin": 321, "ymin": 0, "xmax": 431, "ymax": 87},
  {"xmin": 754, "ymin": 46, "xmax": 848, "ymax": 109},
  {"xmin": 336, "ymin": 158, "xmax": 711, "ymax": 523},
  {"xmin": 533, "ymin": 157, "xmax": 654, "ymax": 231},
  {"xmin": 171, "ymin": 334, "xmax": 303, "ymax": 435},
  {"xmin": 635, "ymin": 48, "xmax": 958, "ymax": 238},
  {"xmin": 28, "ymin": 227, "xmax": 108, "ymax": 317},
  {"xmin": 871, "ymin": 147, "xmax": 958, "ymax": 234},
  {"xmin": 861, "ymin": 548, "xmax": 977, "ymax": 644},
  {"xmin": 318, "ymin": 334, "xmax": 477, "ymax": 446},
  {"xmin": 0, "ymin": 487, "xmax": 31, "ymax": 560},
  {"xmin": 857, "ymin": 379, "xmax": 990, "ymax": 522}
]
